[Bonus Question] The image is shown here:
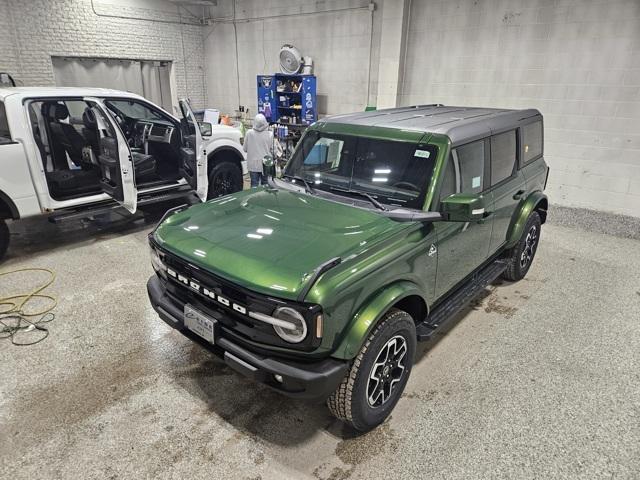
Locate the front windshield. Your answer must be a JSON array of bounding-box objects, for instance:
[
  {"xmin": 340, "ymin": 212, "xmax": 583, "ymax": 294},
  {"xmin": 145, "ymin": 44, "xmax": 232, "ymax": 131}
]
[{"xmin": 283, "ymin": 131, "xmax": 438, "ymax": 209}]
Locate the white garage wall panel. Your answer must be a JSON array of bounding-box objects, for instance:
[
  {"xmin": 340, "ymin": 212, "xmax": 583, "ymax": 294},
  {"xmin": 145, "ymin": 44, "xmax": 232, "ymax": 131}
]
[
  {"xmin": 0, "ymin": 0, "xmax": 206, "ymax": 111},
  {"xmin": 401, "ymin": 0, "xmax": 640, "ymax": 217},
  {"xmin": 52, "ymin": 57, "xmax": 148, "ymax": 95},
  {"xmin": 203, "ymin": 0, "xmax": 381, "ymax": 116},
  {"xmin": 0, "ymin": 0, "xmax": 638, "ymax": 216},
  {"xmin": 52, "ymin": 57, "xmax": 174, "ymax": 112}
]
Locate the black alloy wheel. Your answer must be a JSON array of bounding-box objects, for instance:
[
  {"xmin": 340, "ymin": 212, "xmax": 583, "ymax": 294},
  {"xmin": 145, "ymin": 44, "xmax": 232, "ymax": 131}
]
[
  {"xmin": 367, "ymin": 335, "xmax": 408, "ymax": 408},
  {"xmin": 207, "ymin": 161, "xmax": 243, "ymax": 200}
]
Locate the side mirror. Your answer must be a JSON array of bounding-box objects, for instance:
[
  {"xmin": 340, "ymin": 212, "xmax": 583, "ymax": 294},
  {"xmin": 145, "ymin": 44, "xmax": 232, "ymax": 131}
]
[
  {"xmin": 198, "ymin": 121, "xmax": 212, "ymax": 137},
  {"xmin": 262, "ymin": 155, "xmax": 275, "ymax": 177},
  {"xmin": 440, "ymin": 193, "xmax": 487, "ymax": 222},
  {"xmin": 381, "ymin": 209, "xmax": 442, "ymax": 223}
]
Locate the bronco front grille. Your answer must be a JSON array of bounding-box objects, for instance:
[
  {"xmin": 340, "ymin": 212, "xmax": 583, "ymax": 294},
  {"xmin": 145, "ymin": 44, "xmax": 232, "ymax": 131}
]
[{"xmin": 151, "ymin": 240, "xmax": 321, "ymax": 352}]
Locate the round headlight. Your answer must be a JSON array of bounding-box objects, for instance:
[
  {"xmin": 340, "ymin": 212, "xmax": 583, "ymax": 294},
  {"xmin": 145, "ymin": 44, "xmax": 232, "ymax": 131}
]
[{"xmin": 272, "ymin": 306, "xmax": 307, "ymax": 343}]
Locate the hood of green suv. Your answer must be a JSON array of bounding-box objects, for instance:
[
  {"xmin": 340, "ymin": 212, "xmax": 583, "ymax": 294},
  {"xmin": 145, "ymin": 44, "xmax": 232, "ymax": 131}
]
[{"xmin": 153, "ymin": 187, "xmax": 408, "ymax": 300}]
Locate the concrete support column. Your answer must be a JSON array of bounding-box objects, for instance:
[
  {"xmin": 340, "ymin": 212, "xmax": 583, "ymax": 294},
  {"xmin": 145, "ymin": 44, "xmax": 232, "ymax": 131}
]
[{"xmin": 375, "ymin": 0, "xmax": 409, "ymax": 109}]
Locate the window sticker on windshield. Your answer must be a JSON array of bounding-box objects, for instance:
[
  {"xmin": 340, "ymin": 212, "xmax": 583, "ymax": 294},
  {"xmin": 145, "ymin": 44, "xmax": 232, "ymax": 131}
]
[
  {"xmin": 414, "ymin": 149, "xmax": 430, "ymax": 158},
  {"xmin": 472, "ymin": 176, "xmax": 481, "ymax": 188}
]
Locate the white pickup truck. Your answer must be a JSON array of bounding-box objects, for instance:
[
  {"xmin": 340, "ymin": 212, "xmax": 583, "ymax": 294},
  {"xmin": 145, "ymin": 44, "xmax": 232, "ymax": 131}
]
[{"xmin": 0, "ymin": 87, "xmax": 247, "ymax": 260}]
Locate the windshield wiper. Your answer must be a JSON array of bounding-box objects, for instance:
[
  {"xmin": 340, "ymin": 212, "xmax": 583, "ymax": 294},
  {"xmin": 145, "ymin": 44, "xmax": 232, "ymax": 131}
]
[
  {"xmin": 282, "ymin": 174, "xmax": 314, "ymax": 194},
  {"xmin": 328, "ymin": 186, "xmax": 387, "ymax": 211}
]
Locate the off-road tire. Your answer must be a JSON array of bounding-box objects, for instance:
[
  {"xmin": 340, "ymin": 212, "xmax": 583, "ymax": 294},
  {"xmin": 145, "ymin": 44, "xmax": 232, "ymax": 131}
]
[
  {"xmin": 503, "ymin": 211, "xmax": 541, "ymax": 281},
  {"xmin": 0, "ymin": 219, "xmax": 9, "ymax": 262},
  {"xmin": 207, "ymin": 161, "xmax": 243, "ymax": 200},
  {"xmin": 327, "ymin": 308, "xmax": 416, "ymax": 432}
]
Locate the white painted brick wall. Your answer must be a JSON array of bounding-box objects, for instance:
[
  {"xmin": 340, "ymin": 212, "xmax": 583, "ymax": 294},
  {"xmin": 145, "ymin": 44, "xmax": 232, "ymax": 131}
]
[
  {"xmin": 400, "ymin": 0, "xmax": 640, "ymax": 217},
  {"xmin": 0, "ymin": 0, "xmax": 20, "ymax": 77},
  {"xmin": 0, "ymin": 0, "xmax": 207, "ymax": 110}
]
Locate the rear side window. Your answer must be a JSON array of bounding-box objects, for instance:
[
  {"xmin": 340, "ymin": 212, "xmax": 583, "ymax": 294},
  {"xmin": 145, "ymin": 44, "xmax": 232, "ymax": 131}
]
[
  {"xmin": 453, "ymin": 140, "xmax": 485, "ymax": 194},
  {"xmin": 490, "ymin": 130, "xmax": 517, "ymax": 185},
  {"xmin": 0, "ymin": 101, "xmax": 11, "ymax": 144},
  {"xmin": 522, "ymin": 121, "xmax": 543, "ymax": 164}
]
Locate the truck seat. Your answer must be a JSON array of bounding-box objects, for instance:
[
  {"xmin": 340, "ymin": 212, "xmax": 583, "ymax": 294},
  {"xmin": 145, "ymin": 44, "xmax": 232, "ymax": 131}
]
[{"xmin": 47, "ymin": 103, "xmax": 88, "ymax": 167}]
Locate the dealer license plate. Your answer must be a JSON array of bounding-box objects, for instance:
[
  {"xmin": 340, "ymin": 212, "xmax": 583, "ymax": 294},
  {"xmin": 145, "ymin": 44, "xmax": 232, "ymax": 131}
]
[{"xmin": 184, "ymin": 304, "xmax": 216, "ymax": 344}]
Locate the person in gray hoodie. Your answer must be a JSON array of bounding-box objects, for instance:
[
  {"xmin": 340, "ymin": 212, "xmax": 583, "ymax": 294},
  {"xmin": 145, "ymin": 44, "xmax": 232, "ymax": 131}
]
[{"xmin": 243, "ymin": 113, "xmax": 276, "ymax": 187}]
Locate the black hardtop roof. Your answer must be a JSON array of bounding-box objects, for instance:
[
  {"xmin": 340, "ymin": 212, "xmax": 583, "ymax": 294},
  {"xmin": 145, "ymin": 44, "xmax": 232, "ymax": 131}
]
[{"xmin": 321, "ymin": 104, "xmax": 541, "ymax": 144}]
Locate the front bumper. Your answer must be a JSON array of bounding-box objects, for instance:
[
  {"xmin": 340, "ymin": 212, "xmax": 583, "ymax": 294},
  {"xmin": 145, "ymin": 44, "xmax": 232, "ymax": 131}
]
[{"xmin": 147, "ymin": 275, "xmax": 348, "ymax": 401}]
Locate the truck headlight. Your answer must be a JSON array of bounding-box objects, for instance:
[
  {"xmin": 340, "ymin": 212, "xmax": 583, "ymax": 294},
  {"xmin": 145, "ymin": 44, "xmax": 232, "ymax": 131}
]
[
  {"xmin": 150, "ymin": 246, "xmax": 168, "ymax": 278},
  {"xmin": 272, "ymin": 306, "xmax": 307, "ymax": 343}
]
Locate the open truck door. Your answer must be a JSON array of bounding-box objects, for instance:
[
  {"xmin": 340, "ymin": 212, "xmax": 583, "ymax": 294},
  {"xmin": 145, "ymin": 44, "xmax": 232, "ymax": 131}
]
[
  {"xmin": 178, "ymin": 99, "xmax": 208, "ymax": 201},
  {"xmin": 84, "ymin": 97, "xmax": 137, "ymax": 213}
]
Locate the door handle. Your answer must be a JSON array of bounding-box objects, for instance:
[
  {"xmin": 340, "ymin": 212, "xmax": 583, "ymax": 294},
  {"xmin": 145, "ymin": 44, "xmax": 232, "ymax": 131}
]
[{"xmin": 513, "ymin": 189, "xmax": 526, "ymax": 200}]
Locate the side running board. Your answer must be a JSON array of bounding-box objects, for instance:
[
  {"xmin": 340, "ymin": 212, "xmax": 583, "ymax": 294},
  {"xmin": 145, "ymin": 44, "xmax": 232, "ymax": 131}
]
[
  {"xmin": 49, "ymin": 186, "xmax": 196, "ymax": 223},
  {"xmin": 416, "ymin": 259, "xmax": 508, "ymax": 341}
]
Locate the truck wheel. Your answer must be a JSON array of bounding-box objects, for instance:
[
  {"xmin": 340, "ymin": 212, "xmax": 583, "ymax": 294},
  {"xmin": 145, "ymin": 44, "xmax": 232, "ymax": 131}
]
[
  {"xmin": 0, "ymin": 219, "xmax": 9, "ymax": 262},
  {"xmin": 503, "ymin": 211, "xmax": 541, "ymax": 281},
  {"xmin": 207, "ymin": 161, "xmax": 243, "ymax": 200},
  {"xmin": 327, "ymin": 308, "xmax": 416, "ymax": 432}
]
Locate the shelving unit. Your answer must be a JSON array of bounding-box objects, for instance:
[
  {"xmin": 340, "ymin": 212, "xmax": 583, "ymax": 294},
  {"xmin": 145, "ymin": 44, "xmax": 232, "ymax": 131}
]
[{"xmin": 257, "ymin": 73, "xmax": 317, "ymax": 125}]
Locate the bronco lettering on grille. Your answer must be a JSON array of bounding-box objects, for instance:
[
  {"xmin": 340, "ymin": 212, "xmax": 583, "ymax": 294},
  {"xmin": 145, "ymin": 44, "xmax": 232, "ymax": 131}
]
[{"xmin": 167, "ymin": 267, "xmax": 247, "ymax": 314}]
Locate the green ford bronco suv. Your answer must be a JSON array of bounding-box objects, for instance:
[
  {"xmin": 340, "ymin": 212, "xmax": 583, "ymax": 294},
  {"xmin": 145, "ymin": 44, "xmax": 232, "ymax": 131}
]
[{"xmin": 147, "ymin": 105, "xmax": 549, "ymax": 431}]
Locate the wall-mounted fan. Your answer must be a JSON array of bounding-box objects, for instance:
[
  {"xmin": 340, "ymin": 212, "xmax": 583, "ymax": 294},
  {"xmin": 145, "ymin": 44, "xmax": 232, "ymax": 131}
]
[{"xmin": 279, "ymin": 44, "xmax": 314, "ymax": 75}]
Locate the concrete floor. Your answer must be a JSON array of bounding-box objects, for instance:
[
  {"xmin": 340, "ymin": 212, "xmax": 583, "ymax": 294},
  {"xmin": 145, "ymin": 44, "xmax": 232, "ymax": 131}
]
[{"xmin": 1, "ymin": 205, "xmax": 639, "ymax": 480}]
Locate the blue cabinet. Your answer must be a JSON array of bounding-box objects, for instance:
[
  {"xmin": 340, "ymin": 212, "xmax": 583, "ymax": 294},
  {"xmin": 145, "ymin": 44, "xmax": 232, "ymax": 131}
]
[
  {"xmin": 257, "ymin": 74, "xmax": 317, "ymax": 125},
  {"xmin": 257, "ymin": 75, "xmax": 276, "ymax": 122}
]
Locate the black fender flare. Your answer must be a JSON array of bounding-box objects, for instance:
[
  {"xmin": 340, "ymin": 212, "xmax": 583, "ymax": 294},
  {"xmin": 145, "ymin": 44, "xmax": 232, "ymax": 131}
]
[
  {"xmin": 0, "ymin": 190, "xmax": 19, "ymax": 220},
  {"xmin": 505, "ymin": 191, "xmax": 547, "ymax": 248},
  {"xmin": 207, "ymin": 146, "xmax": 244, "ymax": 173}
]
